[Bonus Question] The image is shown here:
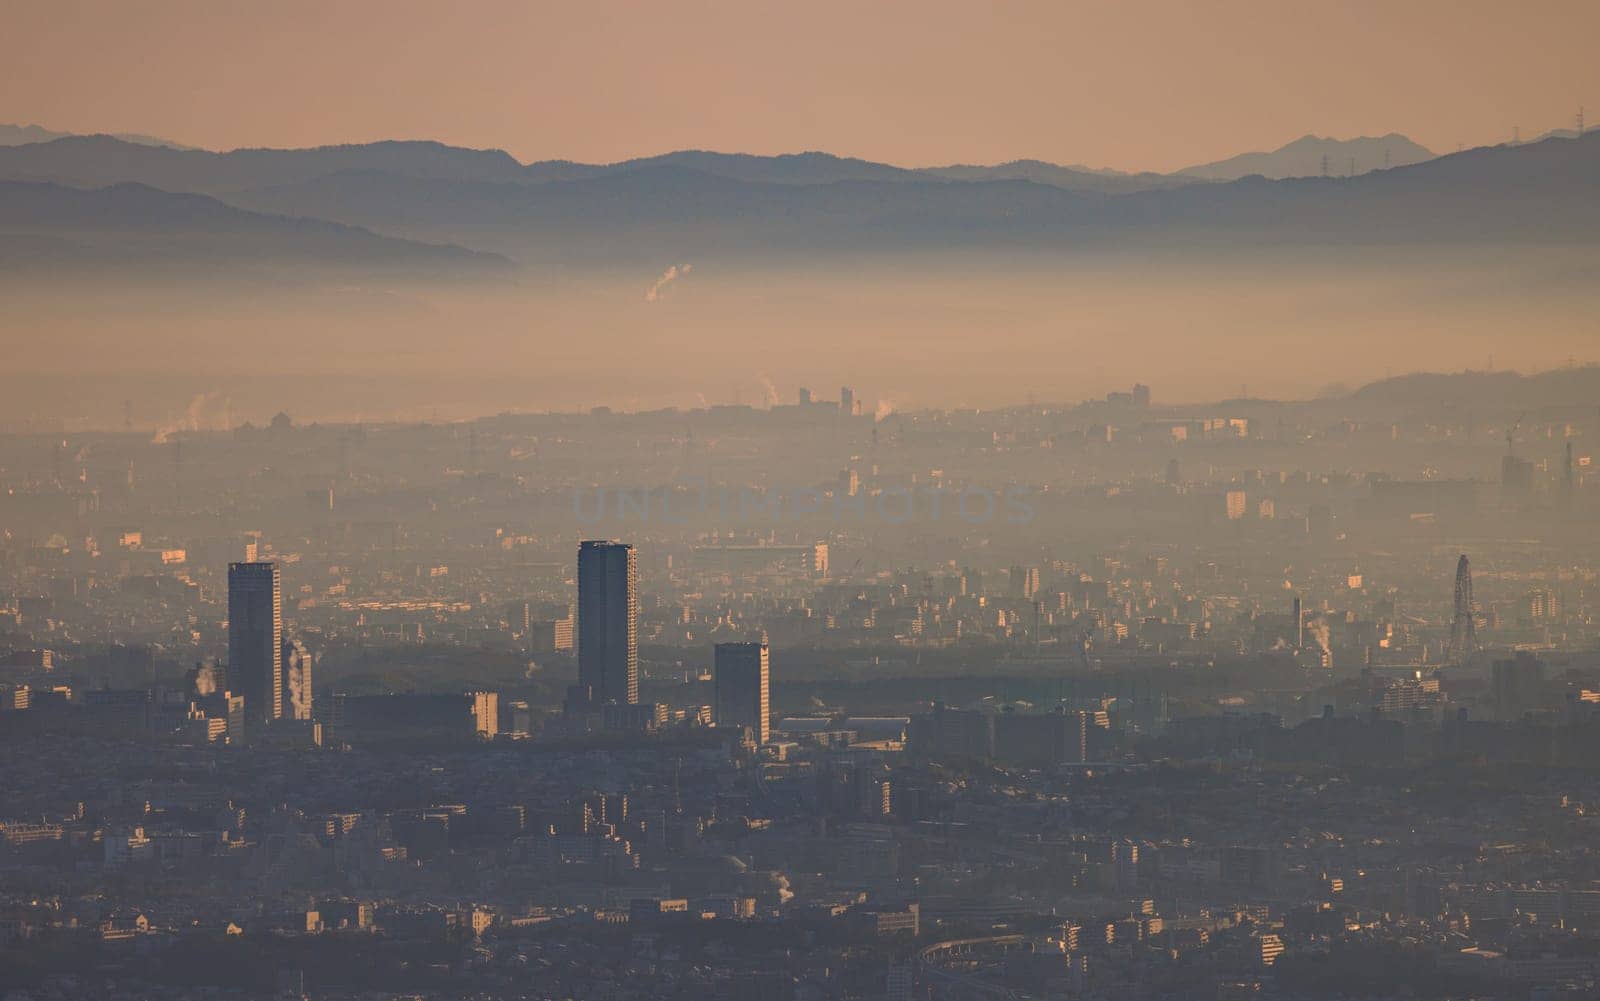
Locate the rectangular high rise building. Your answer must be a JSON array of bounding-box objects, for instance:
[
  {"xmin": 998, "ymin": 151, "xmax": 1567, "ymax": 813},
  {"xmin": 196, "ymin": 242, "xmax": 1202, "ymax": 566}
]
[
  {"xmin": 714, "ymin": 642, "xmax": 770, "ymax": 744},
  {"xmin": 577, "ymin": 541, "xmax": 638, "ymax": 705},
  {"xmin": 228, "ymin": 562, "xmax": 282, "ymax": 727}
]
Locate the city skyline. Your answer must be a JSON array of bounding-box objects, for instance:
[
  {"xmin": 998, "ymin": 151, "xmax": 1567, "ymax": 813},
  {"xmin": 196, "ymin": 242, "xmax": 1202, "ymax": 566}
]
[{"xmin": 5, "ymin": 5, "xmax": 1600, "ymax": 998}]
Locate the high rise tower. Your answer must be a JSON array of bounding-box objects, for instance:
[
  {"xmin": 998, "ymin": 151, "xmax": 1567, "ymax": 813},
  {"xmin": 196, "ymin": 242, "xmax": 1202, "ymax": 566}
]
[
  {"xmin": 1449, "ymin": 555, "xmax": 1476, "ymax": 665},
  {"xmin": 228, "ymin": 562, "xmax": 283, "ymax": 726},
  {"xmin": 577, "ymin": 541, "xmax": 639, "ymax": 705},
  {"xmin": 714, "ymin": 642, "xmax": 770, "ymax": 744}
]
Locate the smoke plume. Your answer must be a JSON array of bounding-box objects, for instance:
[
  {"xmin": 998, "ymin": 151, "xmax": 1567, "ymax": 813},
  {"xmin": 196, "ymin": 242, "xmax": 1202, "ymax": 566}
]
[
  {"xmin": 283, "ymin": 638, "xmax": 313, "ymax": 721},
  {"xmin": 645, "ymin": 263, "xmax": 692, "ymax": 302},
  {"xmin": 757, "ymin": 374, "xmax": 780, "ymax": 407},
  {"xmin": 192, "ymin": 659, "xmax": 218, "ymax": 696},
  {"xmin": 153, "ymin": 392, "xmax": 228, "ymax": 443},
  {"xmin": 1306, "ymin": 617, "xmax": 1332, "ymax": 658}
]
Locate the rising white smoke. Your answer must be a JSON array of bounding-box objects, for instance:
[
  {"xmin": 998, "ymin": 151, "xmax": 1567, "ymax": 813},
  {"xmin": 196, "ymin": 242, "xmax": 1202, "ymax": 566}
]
[
  {"xmin": 192, "ymin": 659, "xmax": 219, "ymax": 696},
  {"xmin": 283, "ymin": 638, "xmax": 312, "ymax": 721},
  {"xmin": 645, "ymin": 263, "xmax": 693, "ymax": 302},
  {"xmin": 757, "ymin": 374, "xmax": 780, "ymax": 408},
  {"xmin": 153, "ymin": 392, "xmax": 228, "ymax": 443},
  {"xmin": 1306, "ymin": 618, "xmax": 1332, "ymax": 658}
]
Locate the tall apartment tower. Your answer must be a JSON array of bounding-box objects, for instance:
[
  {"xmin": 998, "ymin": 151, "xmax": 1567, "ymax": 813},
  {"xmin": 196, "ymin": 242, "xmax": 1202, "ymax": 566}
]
[
  {"xmin": 577, "ymin": 541, "xmax": 639, "ymax": 705},
  {"xmin": 228, "ymin": 562, "xmax": 282, "ymax": 726},
  {"xmin": 714, "ymin": 642, "xmax": 770, "ymax": 744},
  {"xmin": 1449, "ymin": 554, "xmax": 1477, "ymax": 665}
]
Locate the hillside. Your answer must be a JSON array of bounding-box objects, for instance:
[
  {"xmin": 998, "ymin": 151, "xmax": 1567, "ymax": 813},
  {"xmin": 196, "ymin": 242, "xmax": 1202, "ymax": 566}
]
[
  {"xmin": 0, "ymin": 180, "xmax": 510, "ymax": 275},
  {"xmin": 1350, "ymin": 365, "xmax": 1600, "ymax": 410}
]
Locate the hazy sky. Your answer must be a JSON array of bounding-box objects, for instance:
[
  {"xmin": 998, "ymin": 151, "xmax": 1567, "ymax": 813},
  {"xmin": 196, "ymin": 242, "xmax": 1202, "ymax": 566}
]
[{"xmin": 4, "ymin": 0, "xmax": 1596, "ymax": 172}]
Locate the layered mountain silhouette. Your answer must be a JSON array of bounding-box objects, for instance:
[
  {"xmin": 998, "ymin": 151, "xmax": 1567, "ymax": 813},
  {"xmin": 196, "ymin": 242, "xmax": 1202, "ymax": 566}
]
[
  {"xmin": 919, "ymin": 159, "xmax": 1190, "ymax": 194},
  {"xmin": 0, "ymin": 123, "xmax": 195, "ymax": 150},
  {"xmin": 0, "ymin": 179, "xmax": 508, "ymax": 274},
  {"xmin": 0, "ymin": 135, "xmax": 529, "ymax": 191},
  {"xmin": 233, "ymin": 133, "xmax": 1600, "ymax": 261},
  {"xmin": 0, "ymin": 136, "xmax": 1186, "ymax": 194},
  {"xmin": 1177, "ymin": 133, "xmax": 1437, "ymax": 180},
  {"xmin": 1, "ymin": 129, "xmax": 1595, "ymax": 272}
]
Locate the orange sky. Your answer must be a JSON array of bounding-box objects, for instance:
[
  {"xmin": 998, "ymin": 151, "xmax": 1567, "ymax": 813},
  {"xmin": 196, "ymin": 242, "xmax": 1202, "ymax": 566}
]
[{"xmin": 3, "ymin": 0, "xmax": 1596, "ymax": 172}]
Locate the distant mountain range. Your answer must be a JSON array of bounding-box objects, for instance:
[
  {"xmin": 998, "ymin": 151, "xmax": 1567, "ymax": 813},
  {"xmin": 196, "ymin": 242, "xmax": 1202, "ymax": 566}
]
[
  {"xmin": 0, "ymin": 135, "xmax": 1192, "ymax": 197},
  {"xmin": 0, "ymin": 122, "xmax": 194, "ymax": 150},
  {"xmin": 919, "ymin": 159, "xmax": 1191, "ymax": 194},
  {"xmin": 0, "ymin": 135, "xmax": 529, "ymax": 192},
  {"xmin": 1350, "ymin": 365, "xmax": 1600, "ymax": 411},
  {"xmin": 0, "ymin": 179, "xmax": 508, "ymax": 274},
  {"xmin": 1176, "ymin": 133, "xmax": 1437, "ymax": 180},
  {"xmin": 0, "ymin": 128, "xmax": 1596, "ymax": 273}
]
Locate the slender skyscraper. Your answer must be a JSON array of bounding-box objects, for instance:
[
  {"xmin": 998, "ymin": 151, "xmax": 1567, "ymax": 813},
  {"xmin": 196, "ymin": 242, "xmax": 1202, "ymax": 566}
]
[
  {"xmin": 714, "ymin": 642, "xmax": 770, "ymax": 744},
  {"xmin": 1449, "ymin": 555, "xmax": 1476, "ymax": 665},
  {"xmin": 1564, "ymin": 442, "xmax": 1576, "ymax": 507},
  {"xmin": 578, "ymin": 541, "xmax": 639, "ymax": 705},
  {"xmin": 228, "ymin": 562, "xmax": 282, "ymax": 726}
]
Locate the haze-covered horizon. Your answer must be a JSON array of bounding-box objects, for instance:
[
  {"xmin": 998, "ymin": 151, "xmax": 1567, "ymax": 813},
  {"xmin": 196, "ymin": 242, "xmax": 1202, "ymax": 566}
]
[
  {"xmin": 6, "ymin": 246, "xmax": 1598, "ymax": 432},
  {"xmin": 5, "ymin": 0, "xmax": 1596, "ymax": 174},
  {"xmin": 2, "ymin": 1, "xmax": 1596, "ymax": 428},
  {"xmin": 4, "ymin": 129, "xmax": 1600, "ymax": 431}
]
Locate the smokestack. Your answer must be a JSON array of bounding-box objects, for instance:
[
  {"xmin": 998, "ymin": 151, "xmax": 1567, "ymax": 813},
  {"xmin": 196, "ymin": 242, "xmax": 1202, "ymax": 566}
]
[{"xmin": 1293, "ymin": 595, "xmax": 1303, "ymax": 649}]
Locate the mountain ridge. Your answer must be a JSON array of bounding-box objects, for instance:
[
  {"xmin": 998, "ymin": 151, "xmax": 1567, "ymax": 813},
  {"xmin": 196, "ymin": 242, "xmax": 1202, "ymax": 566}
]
[
  {"xmin": 215, "ymin": 131, "xmax": 1600, "ymax": 262},
  {"xmin": 1, "ymin": 131, "xmax": 1595, "ymax": 269},
  {"xmin": 0, "ymin": 122, "xmax": 196, "ymax": 150},
  {"xmin": 0, "ymin": 132, "xmax": 1442, "ymax": 196},
  {"xmin": 0, "ymin": 178, "xmax": 511, "ymax": 274},
  {"xmin": 1350, "ymin": 365, "xmax": 1600, "ymax": 410},
  {"xmin": 1178, "ymin": 132, "xmax": 1437, "ymax": 180}
]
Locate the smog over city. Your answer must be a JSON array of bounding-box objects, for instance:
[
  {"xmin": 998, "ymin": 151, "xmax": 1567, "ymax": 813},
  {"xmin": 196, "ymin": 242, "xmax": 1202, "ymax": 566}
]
[{"xmin": 1, "ymin": 3, "xmax": 1599, "ymax": 999}]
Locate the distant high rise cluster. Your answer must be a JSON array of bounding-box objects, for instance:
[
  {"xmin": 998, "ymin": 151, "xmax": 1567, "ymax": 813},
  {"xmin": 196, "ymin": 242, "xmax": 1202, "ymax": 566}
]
[
  {"xmin": 785, "ymin": 385, "xmax": 862, "ymax": 417},
  {"xmin": 1105, "ymin": 383, "xmax": 1152, "ymax": 407}
]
